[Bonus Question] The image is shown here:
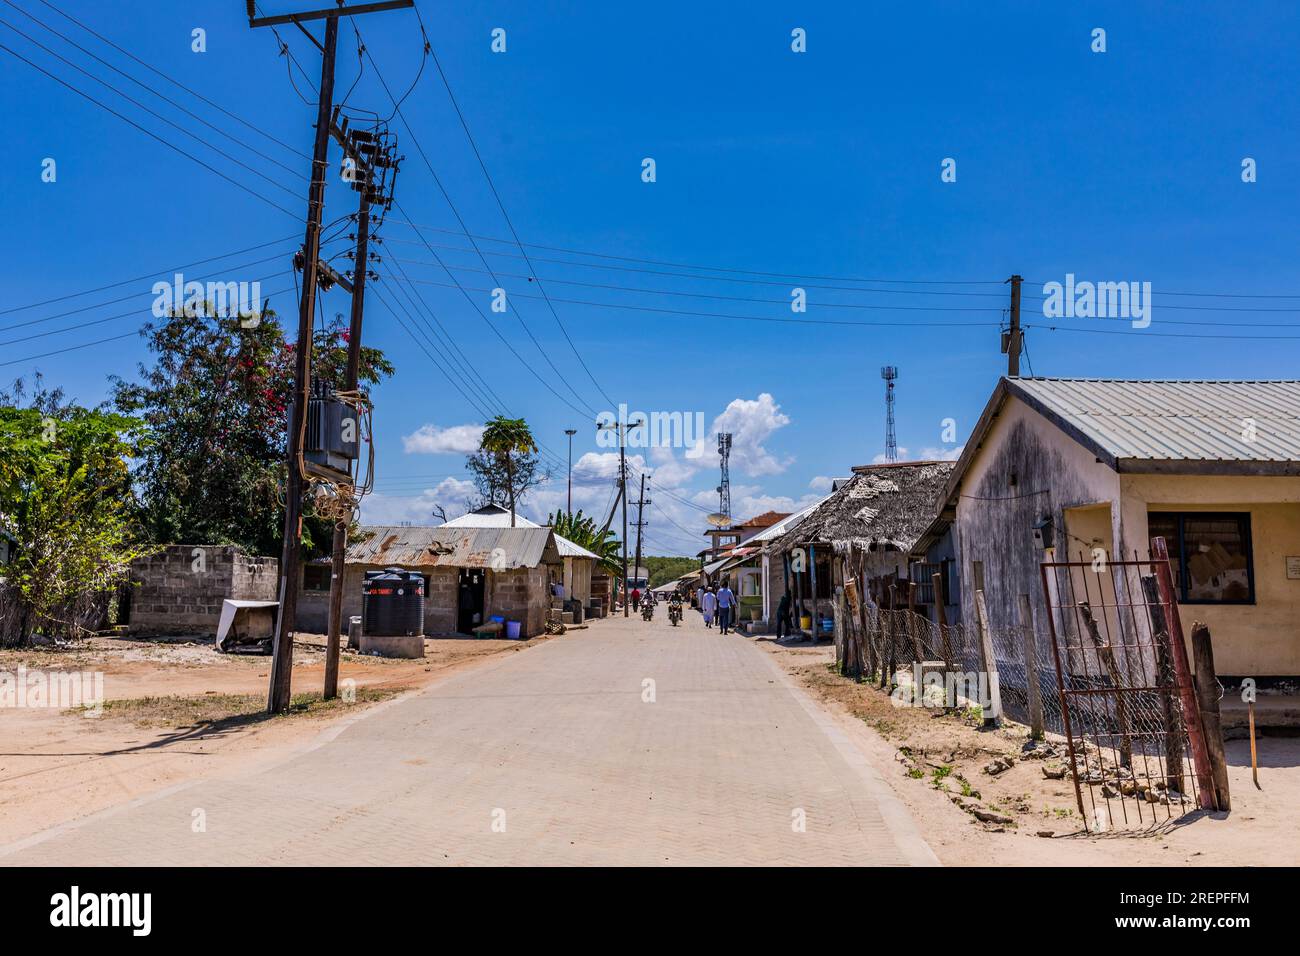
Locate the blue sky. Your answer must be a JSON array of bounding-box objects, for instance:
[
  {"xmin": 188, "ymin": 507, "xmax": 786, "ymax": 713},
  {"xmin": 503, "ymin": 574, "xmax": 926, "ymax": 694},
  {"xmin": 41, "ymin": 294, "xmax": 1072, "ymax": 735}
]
[{"xmin": 4, "ymin": 1, "xmax": 1300, "ymax": 556}]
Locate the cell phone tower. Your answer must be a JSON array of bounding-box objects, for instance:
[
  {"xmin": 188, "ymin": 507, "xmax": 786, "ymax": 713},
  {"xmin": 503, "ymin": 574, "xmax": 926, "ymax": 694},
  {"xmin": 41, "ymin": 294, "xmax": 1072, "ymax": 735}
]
[
  {"xmin": 881, "ymin": 366, "xmax": 898, "ymax": 463},
  {"xmin": 717, "ymin": 432, "xmax": 733, "ymax": 520}
]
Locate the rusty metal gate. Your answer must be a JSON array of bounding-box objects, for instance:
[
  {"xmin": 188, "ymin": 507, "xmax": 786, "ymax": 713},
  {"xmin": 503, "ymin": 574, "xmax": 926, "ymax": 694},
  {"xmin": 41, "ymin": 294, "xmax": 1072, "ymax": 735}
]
[{"xmin": 1039, "ymin": 549, "xmax": 1215, "ymax": 832}]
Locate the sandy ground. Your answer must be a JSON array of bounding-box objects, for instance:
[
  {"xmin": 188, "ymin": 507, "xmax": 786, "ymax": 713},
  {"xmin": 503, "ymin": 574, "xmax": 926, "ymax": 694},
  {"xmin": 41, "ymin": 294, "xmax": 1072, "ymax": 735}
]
[
  {"xmin": 757, "ymin": 635, "xmax": 1300, "ymax": 866},
  {"xmin": 0, "ymin": 630, "xmax": 551, "ymax": 846}
]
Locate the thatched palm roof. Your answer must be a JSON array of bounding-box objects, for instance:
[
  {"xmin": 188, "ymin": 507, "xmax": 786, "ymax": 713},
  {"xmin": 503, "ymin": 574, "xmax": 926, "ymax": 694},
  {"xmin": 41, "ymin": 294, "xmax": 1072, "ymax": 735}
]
[{"xmin": 772, "ymin": 461, "xmax": 955, "ymax": 554}]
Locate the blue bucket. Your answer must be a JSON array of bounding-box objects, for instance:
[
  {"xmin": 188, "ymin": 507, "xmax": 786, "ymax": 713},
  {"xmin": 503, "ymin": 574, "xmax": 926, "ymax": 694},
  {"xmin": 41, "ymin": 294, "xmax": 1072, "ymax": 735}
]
[{"xmin": 506, "ymin": 620, "xmax": 522, "ymax": 640}]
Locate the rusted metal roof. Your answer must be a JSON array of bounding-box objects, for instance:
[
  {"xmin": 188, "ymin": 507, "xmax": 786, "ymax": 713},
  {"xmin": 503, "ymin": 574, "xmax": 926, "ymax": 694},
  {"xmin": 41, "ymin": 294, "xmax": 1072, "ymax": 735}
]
[
  {"xmin": 348, "ymin": 526, "xmax": 559, "ymax": 569},
  {"xmin": 1011, "ymin": 378, "xmax": 1300, "ymax": 470},
  {"xmin": 438, "ymin": 505, "xmax": 599, "ymax": 559}
]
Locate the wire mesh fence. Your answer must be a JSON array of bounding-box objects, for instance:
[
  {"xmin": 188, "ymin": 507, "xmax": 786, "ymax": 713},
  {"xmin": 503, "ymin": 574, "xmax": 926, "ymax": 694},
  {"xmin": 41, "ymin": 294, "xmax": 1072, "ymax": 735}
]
[
  {"xmin": 835, "ymin": 600, "xmax": 1068, "ymax": 734},
  {"xmin": 833, "ymin": 558, "xmax": 1207, "ymax": 832}
]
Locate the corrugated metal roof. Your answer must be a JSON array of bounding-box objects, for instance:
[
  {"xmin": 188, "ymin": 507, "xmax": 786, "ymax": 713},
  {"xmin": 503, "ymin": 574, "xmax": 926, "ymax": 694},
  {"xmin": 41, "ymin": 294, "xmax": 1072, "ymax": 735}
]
[
  {"xmin": 349, "ymin": 525, "xmax": 557, "ymax": 569},
  {"xmin": 553, "ymin": 534, "xmax": 601, "ymax": 561},
  {"xmin": 747, "ymin": 501, "xmax": 824, "ymax": 543},
  {"xmin": 442, "ymin": 505, "xmax": 541, "ymax": 528},
  {"xmin": 1011, "ymin": 378, "xmax": 1300, "ymax": 465},
  {"xmin": 438, "ymin": 505, "xmax": 597, "ymax": 559}
]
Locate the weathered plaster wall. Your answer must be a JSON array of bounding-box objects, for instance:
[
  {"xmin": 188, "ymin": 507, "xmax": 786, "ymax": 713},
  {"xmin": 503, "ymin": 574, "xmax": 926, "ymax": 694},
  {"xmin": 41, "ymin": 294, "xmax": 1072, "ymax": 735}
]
[
  {"xmin": 953, "ymin": 397, "xmax": 1120, "ymax": 652},
  {"xmin": 1119, "ymin": 474, "xmax": 1300, "ymax": 675}
]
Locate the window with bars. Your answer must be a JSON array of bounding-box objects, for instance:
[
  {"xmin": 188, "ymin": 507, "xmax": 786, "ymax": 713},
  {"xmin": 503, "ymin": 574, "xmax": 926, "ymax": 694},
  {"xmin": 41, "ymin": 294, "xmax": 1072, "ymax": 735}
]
[{"xmin": 1148, "ymin": 511, "xmax": 1254, "ymax": 604}]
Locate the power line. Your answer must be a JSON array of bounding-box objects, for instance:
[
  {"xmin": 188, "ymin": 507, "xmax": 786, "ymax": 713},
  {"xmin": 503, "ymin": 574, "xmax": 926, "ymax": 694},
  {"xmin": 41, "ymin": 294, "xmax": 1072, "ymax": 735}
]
[
  {"xmin": 386, "ymin": 276, "xmax": 1005, "ymax": 328},
  {"xmin": 0, "ymin": 233, "xmax": 302, "ymax": 317},
  {"xmin": 5, "ymin": 1, "xmax": 306, "ymax": 182},
  {"xmin": 36, "ymin": 0, "xmax": 310, "ymax": 161},
  {"xmin": 383, "ymin": 207, "xmax": 597, "ymax": 420},
  {"xmin": 0, "ymin": 15, "xmax": 302, "ymax": 201},
  {"xmin": 370, "ymin": 280, "xmax": 500, "ymax": 419},
  {"xmin": 358, "ymin": 35, "xmax": 601, "ymax": 417},
  {"xmin": 382, "ymin": 217, "xmax": 1007, "ymax": 286},
  {"xmin": 383, "ymin": 222, "xmax": 1300, "ymax": 309},
  {"xmin": 0, "ymin": 41, "xmax": 301, "ymax": 218},
  {"xmin": 0, "ymin": 274, "xmax": 295, "ymax": 348},
  {"xmin": 383, "ymin": 254, "xmax": 513, "ymax": 412},
  {"xmin": 426, "ymin": 43, "xmax": 617, "ymax": 409},
  {"xmin": 0, "ymin": 329, "xmax": 142, "ymax": 368},
  {"xmin": 388, "ymin": 258, "xmax": 1009, "ymax": 312},
  {"xmin": 1024, "ymin": 323, "xmax": 1300, "ymax": 341},
  {"xmin": 382, "ymin": 227, "xmax": 1015, "ymax": 298}
]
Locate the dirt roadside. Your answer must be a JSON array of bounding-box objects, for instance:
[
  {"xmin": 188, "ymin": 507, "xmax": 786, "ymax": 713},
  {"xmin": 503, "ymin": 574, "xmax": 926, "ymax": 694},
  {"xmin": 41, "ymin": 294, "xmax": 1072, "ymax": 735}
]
[
  {"xmin": 0, "ymin": 630, "xmax": 552, "ymax": 847},
  {"xmin": 757, "ymin": 636, "xmax": 1300, "ymax": 866}
]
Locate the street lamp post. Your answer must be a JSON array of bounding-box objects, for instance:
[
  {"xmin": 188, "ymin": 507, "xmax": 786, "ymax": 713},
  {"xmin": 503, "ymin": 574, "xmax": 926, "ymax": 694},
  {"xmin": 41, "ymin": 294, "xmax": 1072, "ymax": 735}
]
[{"xmin": 564, "ymin": 428, "xmax": 577, "ymax": 516}]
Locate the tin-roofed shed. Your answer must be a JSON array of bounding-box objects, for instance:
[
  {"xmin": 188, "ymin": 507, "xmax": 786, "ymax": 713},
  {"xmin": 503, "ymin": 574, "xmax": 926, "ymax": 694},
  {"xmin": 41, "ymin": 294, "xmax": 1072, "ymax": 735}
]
[{"xmin": 297, "ymin": 523, "xmax": 571, "ymax": 638}]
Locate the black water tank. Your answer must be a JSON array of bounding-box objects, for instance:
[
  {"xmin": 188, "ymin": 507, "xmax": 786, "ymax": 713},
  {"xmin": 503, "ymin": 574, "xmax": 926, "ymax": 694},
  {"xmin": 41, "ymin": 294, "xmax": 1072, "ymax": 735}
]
[{"xmin": 362, "ymin": 568, "xmax": 425, "ymax": 636}]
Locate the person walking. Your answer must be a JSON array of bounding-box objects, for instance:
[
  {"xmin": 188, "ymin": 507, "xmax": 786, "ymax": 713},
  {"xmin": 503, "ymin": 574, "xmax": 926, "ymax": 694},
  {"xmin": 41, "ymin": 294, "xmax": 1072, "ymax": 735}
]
[
  {"xmin": 716, "ymin": 582, "xmax": 737, "ymax": 634},
  {"xmin": 700, "ymin": 587, "xmax": 717, "ymax": 628},
  {"xmin": 775, "ymin": 590, "xmax": 793, "ymax": 640},
  {"xmin": 631, "ymin": 587, "xmax": 641, "ymax": 612}
]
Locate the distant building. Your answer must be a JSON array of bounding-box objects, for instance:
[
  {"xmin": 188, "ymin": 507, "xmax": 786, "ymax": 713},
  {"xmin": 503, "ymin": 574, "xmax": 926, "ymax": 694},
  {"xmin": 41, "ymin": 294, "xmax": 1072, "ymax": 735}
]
[{"xmin": 297, "ymin": 505, "xmax": 601, "ymax": 637}]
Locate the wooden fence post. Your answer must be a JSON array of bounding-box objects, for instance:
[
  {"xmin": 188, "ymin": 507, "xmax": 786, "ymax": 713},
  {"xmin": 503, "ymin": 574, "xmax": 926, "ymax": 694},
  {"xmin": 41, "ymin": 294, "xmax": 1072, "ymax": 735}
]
[
  {"xmin": 1191, "ymin": 622, "xmax": 1231, "ymax": 812},
  {"xmin": 973, "ymin": 589, "xmax": 1002, "ymax": 727},
  {"xmin": 1018, "ymin": 593, "xmax": 1044, "ymax": 739},
  {"xmin": 905, "ymin": 580, "xmax": 924, "ymax": 663},
  {"xmin": 933, "ymin": 572, "xmax": 953, "ymax": 670},
  {"xmin": 833, "ymin": 585, "xmax": 847, "ymax": 675},
  {"xmin": 1142, "ymin": 574, "xmax": 1185, "ymax": 793},
  {"xmin": 1151, "ymin": 536, "xmax": 1217, "ymax": 811}
]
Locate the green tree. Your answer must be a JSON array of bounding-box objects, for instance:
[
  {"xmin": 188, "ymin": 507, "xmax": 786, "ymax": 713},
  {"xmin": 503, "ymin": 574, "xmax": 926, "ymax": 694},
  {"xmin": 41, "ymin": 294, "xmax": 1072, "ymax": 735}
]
[
  {"xmin": 547, "ymin": 509, "xmax": 622, "ymax": 574},
  {"xmin": 112, "ymin": 306, "xmax": 392, "ymax": 557},
  {"xmin": 644, "ymin": 555, "xmax": 699, "ymax": 587},
  {"xmin": 474, "ymin": 416, "xmax": 542, "ymax": 527},
  {"xmin": 0, "ymin": 395, "xmax": 151, "ymax": 647}
]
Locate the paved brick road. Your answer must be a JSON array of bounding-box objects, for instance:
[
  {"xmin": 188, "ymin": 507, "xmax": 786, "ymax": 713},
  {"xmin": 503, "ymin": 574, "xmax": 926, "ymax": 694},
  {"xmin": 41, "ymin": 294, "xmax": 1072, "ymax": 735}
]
[{"xmin": 1, "ymin": 611, "xmax": 935, "ymax": 866}]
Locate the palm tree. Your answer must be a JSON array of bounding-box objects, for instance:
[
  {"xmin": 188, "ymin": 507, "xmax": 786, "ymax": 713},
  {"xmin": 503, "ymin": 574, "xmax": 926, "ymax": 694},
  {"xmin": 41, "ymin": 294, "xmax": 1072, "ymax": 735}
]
[
  {"xmin": 479, "ymin": 416, "xmax": 538, "ymax": 527},
  {"xmin": 548, "ymin": 509, "xmax": 622, "ymax": 574}
]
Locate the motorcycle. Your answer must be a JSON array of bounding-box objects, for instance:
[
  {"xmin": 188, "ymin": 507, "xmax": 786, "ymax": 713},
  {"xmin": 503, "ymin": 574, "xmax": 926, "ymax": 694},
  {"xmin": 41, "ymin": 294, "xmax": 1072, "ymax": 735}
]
[
  {"xmin": 668, "ymin": 601, "xmax": 682, "ymax": 626},
  {"xmin": 641, "ymin": 600, "xmax": 655, "ymax": 621}
]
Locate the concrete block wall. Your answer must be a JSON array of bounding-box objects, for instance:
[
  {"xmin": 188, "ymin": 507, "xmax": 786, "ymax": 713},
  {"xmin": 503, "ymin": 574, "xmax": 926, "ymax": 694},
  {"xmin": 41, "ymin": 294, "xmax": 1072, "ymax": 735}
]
[
  {"xmin": 297, "ymin": 565, "xmax": 458, "ymax": 636},
  {"xmin": 488, "ymin": 566, "xmax": 549, "ymax": 638},
  {"xmin": 297, "ymin": 563, "xmax": 556, "ymax": 638},
  {"xmin": 129, "ymin": 545, "xmax": 279, "ymax": 637}
]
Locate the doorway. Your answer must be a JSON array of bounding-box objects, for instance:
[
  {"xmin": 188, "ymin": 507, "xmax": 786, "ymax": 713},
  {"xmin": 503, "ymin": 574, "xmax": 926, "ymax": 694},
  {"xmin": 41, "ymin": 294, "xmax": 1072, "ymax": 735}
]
[{"xmin": 457, "ymin": 568, "xmax": 486, "ymax": 634}]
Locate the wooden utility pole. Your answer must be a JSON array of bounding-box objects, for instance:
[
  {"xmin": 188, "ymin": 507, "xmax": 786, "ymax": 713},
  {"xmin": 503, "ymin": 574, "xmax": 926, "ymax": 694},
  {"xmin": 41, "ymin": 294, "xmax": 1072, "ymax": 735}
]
[
  {"xmin": 1005, "ymin": 274, "xmax": 1023, "ymax": 377},
  {"xmin": 263, "ymin": 13, "xmax": 338, "ymax": 715},
  {"xmin": 323, "ymin": 186, "xmax": 372, "ymax": 701},
  {"xmin": 632, "ymin": 472, "xmax": 649, "ymax": 602},
  {"xmin": 251, "ymin": 0, "xmax": 413, "ymax": 714},
  {"xmin": 596, "ymin": 418, "xmax": 629, "ymax": 615},
  {"xmin": 620, "ymin": 436, "xmax": 629, "ymax": 616}
]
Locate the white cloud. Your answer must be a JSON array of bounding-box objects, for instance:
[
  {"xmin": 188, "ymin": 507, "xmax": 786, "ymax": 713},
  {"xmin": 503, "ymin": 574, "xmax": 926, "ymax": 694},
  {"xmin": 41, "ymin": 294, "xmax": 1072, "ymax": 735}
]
[
  {"xmin": 808, "ymin": 475, "xmax": 833, "ymax": 491},
  {"xmin": 402, "ymin": 423, "xmax": 485, "ymax": 455},
  {"xmin": 359, "ymin": 476, "xmax": 478, "ymax": 525},
  {"xmin": 870, "ymin": 444, "xmax": 965, "ymax": 465},
  {"xmin": 710, "ymin": 392, "xmax": 793, "ymax": 477},
  {"xmin": 573, "ymin": 451, "xmax": 647, "ymax": 482}
]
